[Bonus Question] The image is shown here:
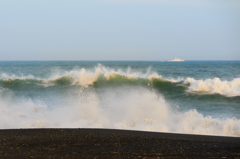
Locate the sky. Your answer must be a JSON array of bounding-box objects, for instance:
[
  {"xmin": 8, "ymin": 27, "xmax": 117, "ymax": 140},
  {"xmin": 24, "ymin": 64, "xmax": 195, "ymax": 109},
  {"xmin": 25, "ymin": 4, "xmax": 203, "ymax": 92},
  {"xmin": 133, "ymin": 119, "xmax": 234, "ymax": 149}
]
[{"xmin": 0, "ymin": 0, "xmax": 240, "ymax": 61}]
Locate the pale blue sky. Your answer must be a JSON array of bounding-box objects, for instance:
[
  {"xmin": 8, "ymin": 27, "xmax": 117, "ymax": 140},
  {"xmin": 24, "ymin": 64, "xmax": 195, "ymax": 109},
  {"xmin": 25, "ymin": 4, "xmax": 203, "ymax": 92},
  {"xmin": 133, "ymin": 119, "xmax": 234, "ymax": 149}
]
[{"xmin": 0, "ymin": 0, "xmax": 239, "ymax": 60}]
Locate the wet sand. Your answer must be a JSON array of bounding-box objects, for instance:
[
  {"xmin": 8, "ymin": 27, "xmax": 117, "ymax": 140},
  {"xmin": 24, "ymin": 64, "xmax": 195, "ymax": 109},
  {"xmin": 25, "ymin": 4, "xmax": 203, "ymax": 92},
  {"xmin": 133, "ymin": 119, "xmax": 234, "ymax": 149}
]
[{"xmin": 0, "ymin": 128, "xmax": 240, "ymax": 158}]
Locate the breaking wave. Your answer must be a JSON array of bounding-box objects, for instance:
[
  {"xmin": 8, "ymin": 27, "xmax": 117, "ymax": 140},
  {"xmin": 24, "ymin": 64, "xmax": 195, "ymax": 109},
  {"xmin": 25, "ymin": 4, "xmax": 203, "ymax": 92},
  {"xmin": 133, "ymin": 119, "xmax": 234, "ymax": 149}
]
[
  {"xmin": 0, "ymin": 64, "xmax": 170, "ymax": 87},
  {"xmin": 0, "ymin": 87, "xmax": 239, "ymax": 137},
  {"xmin": 1, "ymin": 64, "xmax": 240, "ymax": 97},
  {"xmin": 186, "ymin": 77, "xmax": 240, "ymax": 97}
]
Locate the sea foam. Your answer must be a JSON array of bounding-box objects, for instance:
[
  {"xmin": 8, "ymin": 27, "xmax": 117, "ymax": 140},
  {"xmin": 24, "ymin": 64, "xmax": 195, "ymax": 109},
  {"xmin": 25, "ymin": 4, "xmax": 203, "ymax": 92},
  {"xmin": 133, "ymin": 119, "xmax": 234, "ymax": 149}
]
[
  {"xmin": 186, "ymin": 77, "xmax": 240, "ymax": 97},
  {"xmin": 0, "ymin": 87, "xmax": 239, "ymax": 137}
]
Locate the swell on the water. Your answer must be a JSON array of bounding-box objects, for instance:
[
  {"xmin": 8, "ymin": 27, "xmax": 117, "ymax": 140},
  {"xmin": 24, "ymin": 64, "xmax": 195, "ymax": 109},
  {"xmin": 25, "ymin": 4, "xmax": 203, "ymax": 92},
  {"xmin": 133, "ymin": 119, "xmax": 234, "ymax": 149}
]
[
  {"xmin": 0, "ymin": 87, "xmax": 239, "ymax": 137},
  {"xmin": 1, "ymin": 64, "xmax": 240, "ymax": 97}
]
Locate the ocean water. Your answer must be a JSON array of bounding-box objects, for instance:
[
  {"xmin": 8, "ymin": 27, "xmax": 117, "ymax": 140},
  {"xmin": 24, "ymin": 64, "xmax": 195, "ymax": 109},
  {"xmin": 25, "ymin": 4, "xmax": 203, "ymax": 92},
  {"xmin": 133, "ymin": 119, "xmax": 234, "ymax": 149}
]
[{"xmin": 0, "ymin": 61, "xmax": 240, "ymax": 137}]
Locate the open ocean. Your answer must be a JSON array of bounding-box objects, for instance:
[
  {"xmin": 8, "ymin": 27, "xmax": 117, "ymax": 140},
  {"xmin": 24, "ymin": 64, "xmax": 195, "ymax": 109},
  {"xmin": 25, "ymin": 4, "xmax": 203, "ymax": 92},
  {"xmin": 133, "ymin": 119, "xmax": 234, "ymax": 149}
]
[{"xmin": 0, "ymin": 61, "xmax": 239, "ymax": 137}]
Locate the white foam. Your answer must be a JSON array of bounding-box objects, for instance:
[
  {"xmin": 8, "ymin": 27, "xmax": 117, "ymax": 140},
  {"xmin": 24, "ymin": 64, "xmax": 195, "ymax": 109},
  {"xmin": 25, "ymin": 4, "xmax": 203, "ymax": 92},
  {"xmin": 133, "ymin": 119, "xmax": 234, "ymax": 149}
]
[
  {"xmin": 186, "ymin": 77, "xmax": 240, "ymax": 97},
  {"xmin": 0, "ymin": 87, "xmax": 239, "ymax": 137}
]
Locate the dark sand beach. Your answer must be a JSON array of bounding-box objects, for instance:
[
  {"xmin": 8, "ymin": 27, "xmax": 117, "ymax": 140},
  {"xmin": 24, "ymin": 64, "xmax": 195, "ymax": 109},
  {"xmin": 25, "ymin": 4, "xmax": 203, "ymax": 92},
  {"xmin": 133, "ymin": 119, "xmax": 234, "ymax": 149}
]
[{"xmin": 0, "ymin": 129, "xmax": 240, "ymax": 158}]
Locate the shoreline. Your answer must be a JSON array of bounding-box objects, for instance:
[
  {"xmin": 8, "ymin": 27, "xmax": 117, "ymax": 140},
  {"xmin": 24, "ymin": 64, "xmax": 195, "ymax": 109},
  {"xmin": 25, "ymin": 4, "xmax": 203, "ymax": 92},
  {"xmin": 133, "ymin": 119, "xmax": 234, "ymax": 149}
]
[{"xmin": 1, "ymin": 128, "xmax": 240, "ymax": 158}]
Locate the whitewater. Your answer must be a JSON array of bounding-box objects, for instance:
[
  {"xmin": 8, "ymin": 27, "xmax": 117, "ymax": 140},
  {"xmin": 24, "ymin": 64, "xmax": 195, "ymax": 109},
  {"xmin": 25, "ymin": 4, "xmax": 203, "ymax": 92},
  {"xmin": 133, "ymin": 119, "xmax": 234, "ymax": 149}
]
[{"xmin": 0, "ymin": 61, "xmax": 239, "ymax": 137}]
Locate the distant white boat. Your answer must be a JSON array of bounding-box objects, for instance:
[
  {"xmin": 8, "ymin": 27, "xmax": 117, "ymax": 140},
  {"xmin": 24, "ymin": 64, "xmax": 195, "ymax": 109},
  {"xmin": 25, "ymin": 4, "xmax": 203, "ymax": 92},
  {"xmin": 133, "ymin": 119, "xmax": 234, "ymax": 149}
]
[{"xmin": 168, "ymin": 57, "xmax": 184, "ymax": 62}]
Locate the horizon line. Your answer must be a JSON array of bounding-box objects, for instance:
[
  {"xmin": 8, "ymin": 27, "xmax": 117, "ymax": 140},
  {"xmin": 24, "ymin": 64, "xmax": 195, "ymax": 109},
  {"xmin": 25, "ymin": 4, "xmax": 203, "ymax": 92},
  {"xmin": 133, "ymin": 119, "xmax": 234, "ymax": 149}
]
[{"xmin": 0, "ymin": 60, "xmax": 240, "ymax": 62}]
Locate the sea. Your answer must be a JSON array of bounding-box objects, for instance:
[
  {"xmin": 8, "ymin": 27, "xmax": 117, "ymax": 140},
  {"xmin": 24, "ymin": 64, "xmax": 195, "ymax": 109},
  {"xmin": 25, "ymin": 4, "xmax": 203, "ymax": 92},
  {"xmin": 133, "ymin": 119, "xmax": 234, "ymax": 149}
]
[{"xmin": 0, "ymin": 61, "xmax": 239, "ymax": 137}]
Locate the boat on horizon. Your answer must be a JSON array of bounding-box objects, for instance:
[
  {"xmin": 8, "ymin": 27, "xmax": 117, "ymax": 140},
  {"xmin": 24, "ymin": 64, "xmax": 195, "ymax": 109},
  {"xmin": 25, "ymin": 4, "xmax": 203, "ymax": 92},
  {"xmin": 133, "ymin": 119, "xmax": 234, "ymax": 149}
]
[{"xmin": 168, "ymin": 57, "xmax": 184, "ymax": 62}]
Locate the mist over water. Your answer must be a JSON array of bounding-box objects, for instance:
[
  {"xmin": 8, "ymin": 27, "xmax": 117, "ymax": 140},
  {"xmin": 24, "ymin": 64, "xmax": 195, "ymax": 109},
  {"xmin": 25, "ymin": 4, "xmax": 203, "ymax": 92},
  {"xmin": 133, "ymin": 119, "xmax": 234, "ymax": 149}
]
[{"xmin": 0, "ymin": 61, "xmax": 240, "ymax": 136}]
